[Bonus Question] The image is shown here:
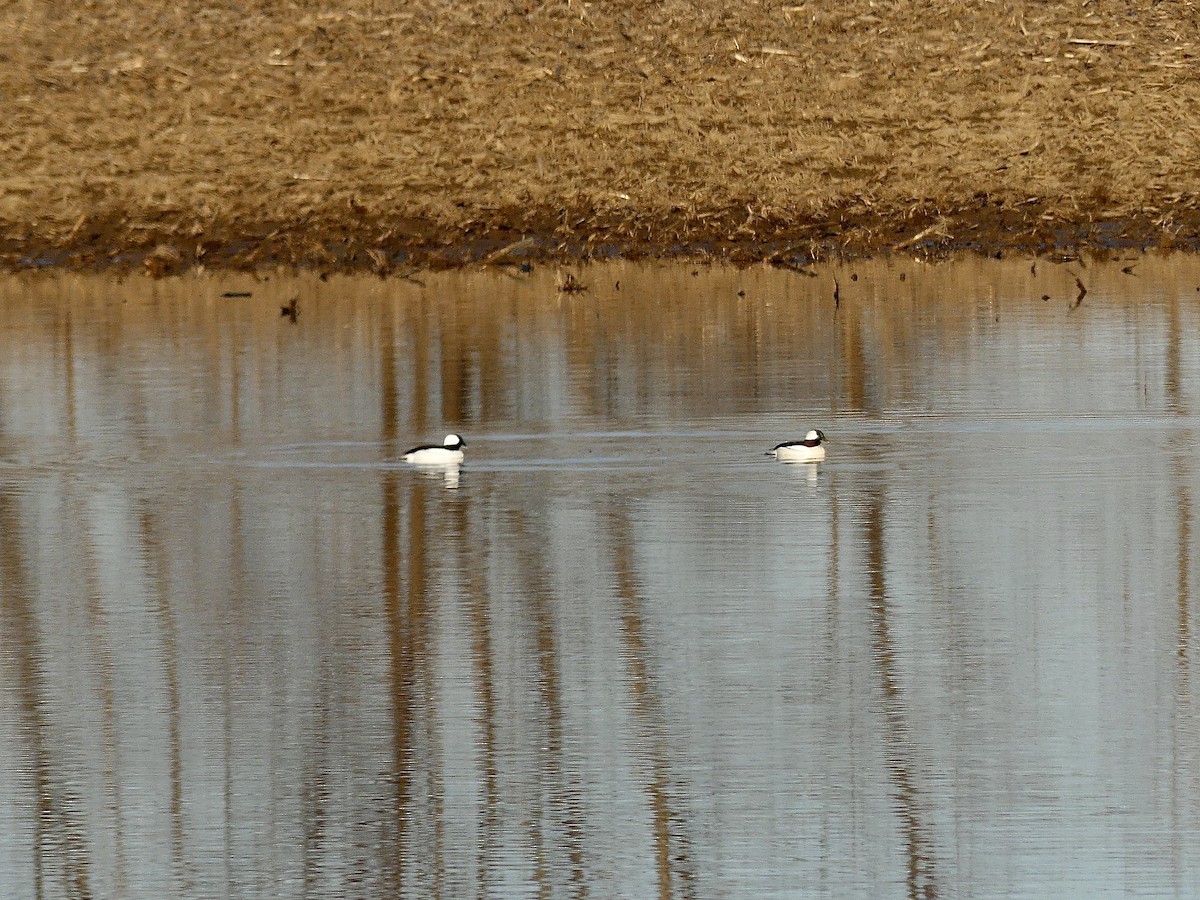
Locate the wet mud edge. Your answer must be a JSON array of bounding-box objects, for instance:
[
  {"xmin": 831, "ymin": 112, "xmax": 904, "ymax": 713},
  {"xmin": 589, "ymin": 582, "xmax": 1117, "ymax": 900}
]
[{"xmin": 4, "ymin": 200, "xmax": 1199, "ymax": 276}]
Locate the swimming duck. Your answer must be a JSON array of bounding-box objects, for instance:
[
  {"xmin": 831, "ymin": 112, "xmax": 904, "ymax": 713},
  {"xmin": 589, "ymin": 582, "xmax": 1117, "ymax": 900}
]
[
  {"xmin": 767, "ymin": 429, "xmax": 827, "ymax": 462},
  {"xmin": 403, "ymin": 433, "xmax": 465, "ymax": 465}
]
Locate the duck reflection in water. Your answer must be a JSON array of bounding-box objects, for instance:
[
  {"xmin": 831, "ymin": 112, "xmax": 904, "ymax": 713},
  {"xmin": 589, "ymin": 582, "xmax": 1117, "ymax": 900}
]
[{"xmin": 409, "ymin": 463, "xmax": 460, "ymax": 489}]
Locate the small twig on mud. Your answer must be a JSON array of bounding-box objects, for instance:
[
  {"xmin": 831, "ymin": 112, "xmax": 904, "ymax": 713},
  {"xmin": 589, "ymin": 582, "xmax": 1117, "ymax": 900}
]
[
  {"xmin": 766, "ymin": 245, "xmax": 818, "ymax": 276},
  {"xmin": 833, "ymin": 278, "xmax": 840, "ymax": 311},
  {"xmin": 65, "ymin": 212, "xmax": 87, "ymax": 242},
  {"xmin": 1068, "ymin": 39, "xmax": 1133, "ymax": 48},
  {"xmin": 735, "ymin": 204, "xmax": 759, "ymax": 237},
  {"xmin": 144, "ymin": 244, "xmax": 181, "ymax": 278},
  {"xmin": 485, "ymin": 237, "xmax": 537, "ymax": 265},
  {"xmin": 893, "ymin": 218, "xmax": 950, "ymax": 251},
  {"xmin": 366, "ymin": 247, "xmax": 391, "ymax": 276}
]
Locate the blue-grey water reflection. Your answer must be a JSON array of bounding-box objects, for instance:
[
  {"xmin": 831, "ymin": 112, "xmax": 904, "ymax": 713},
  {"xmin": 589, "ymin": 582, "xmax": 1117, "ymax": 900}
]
[{"xmin": 0, "ymin": 259, "xmax": 1198, "ymax": 898}]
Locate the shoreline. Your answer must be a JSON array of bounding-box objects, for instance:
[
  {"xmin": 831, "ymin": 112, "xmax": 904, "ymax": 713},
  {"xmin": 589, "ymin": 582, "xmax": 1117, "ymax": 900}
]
[{"xmin": 3, "ymin": 202, "xmax": 1198, "ymax": 277}]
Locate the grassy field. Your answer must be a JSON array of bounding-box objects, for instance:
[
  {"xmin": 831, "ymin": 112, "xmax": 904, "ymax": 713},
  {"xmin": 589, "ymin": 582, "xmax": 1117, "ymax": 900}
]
[{"xmin": 3, "ymin": 0, "xmax": 1200, "ymax": 272}]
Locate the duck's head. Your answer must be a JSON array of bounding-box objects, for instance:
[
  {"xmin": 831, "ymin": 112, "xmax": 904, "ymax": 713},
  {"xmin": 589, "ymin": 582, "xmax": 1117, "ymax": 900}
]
[
  {"xmin": 443, "ymin": 433, "xmax": 465, "ymax": 449},
  {"xmin": 806, "ymin": 429, "xmax": 827, "ymax": 444}
]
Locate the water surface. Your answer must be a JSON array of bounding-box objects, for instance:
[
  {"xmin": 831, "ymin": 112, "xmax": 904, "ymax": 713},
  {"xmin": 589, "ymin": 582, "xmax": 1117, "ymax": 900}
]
[{"xmin": 1, "ymin": 259, "xmax": 1198, "ymax": 898}]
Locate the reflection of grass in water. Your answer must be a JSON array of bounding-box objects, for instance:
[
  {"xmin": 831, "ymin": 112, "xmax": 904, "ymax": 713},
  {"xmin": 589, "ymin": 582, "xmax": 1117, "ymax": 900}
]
[{"xmin": 5, "ymin": 1, "xmax": 1200, "ymax": 269}]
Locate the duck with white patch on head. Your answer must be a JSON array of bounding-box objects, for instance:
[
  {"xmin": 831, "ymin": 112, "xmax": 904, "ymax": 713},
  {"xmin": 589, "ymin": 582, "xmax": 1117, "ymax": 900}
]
[
  {"xmin": 767, "ymin": 429, "xmax": 827, "ymax": 462},
  {"xmin": 403, "ymin": 433, "xmax": 466, "ymax": 465}
]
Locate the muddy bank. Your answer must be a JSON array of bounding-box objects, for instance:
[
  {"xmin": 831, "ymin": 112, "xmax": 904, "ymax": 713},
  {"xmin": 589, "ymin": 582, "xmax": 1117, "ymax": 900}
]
[
  {"xmin": 5, "ymin": 203, "xmax": 1200, "ymax": 277},
  {"xmin": 3, "ymin": 1, "xmax": 1200, "ymax": 274}
]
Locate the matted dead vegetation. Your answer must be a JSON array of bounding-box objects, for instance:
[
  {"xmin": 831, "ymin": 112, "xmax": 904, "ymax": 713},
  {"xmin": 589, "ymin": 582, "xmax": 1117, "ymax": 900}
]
[{"xmin": 3, "ymin": 0, "xmax": 1200, "ymax": 272}]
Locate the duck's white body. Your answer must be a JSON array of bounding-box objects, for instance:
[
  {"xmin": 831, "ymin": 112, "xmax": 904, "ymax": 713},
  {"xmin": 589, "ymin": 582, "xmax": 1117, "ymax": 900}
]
[
  {"xmin": 768, "ymin": 429, "xmax": 827, "ymax": 462},
  {"xmin": 403, "ymin": 433, "xmax": 465, "ymax": 465}
]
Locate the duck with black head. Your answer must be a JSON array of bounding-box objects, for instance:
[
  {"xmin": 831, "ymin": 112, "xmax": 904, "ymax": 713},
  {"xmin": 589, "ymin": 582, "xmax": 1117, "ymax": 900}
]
[
  {"xmin": 767, "ymin": 429, "xmax": 827, "ymax": 463},
  {"xmin": 403, "ymin": 433, "xmax": 466, "ymax": 465}
]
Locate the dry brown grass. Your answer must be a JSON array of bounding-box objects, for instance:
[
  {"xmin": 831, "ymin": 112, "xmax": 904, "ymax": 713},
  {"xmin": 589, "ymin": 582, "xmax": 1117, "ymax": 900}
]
[{"xmin": 3, "ymin": 0, "xmax": 1200, "ymax": 272}]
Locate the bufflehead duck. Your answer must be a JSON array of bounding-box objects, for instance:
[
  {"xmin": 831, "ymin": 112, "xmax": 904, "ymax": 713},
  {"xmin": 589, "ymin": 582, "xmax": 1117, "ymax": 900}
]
[
  {"xmin": 767, "ymin": 429, "xmax": 827, "ymax": 462},
  {"xmin": 403, "ymin": 433, "xmax": 465, "ymax": 465}
]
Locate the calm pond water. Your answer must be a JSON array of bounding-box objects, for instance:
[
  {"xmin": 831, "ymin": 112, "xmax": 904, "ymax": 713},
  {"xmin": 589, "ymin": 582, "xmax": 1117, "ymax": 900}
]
[{"xmin": 1, "ymin": 258, "xmax": 1198, "ymax": 898}]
